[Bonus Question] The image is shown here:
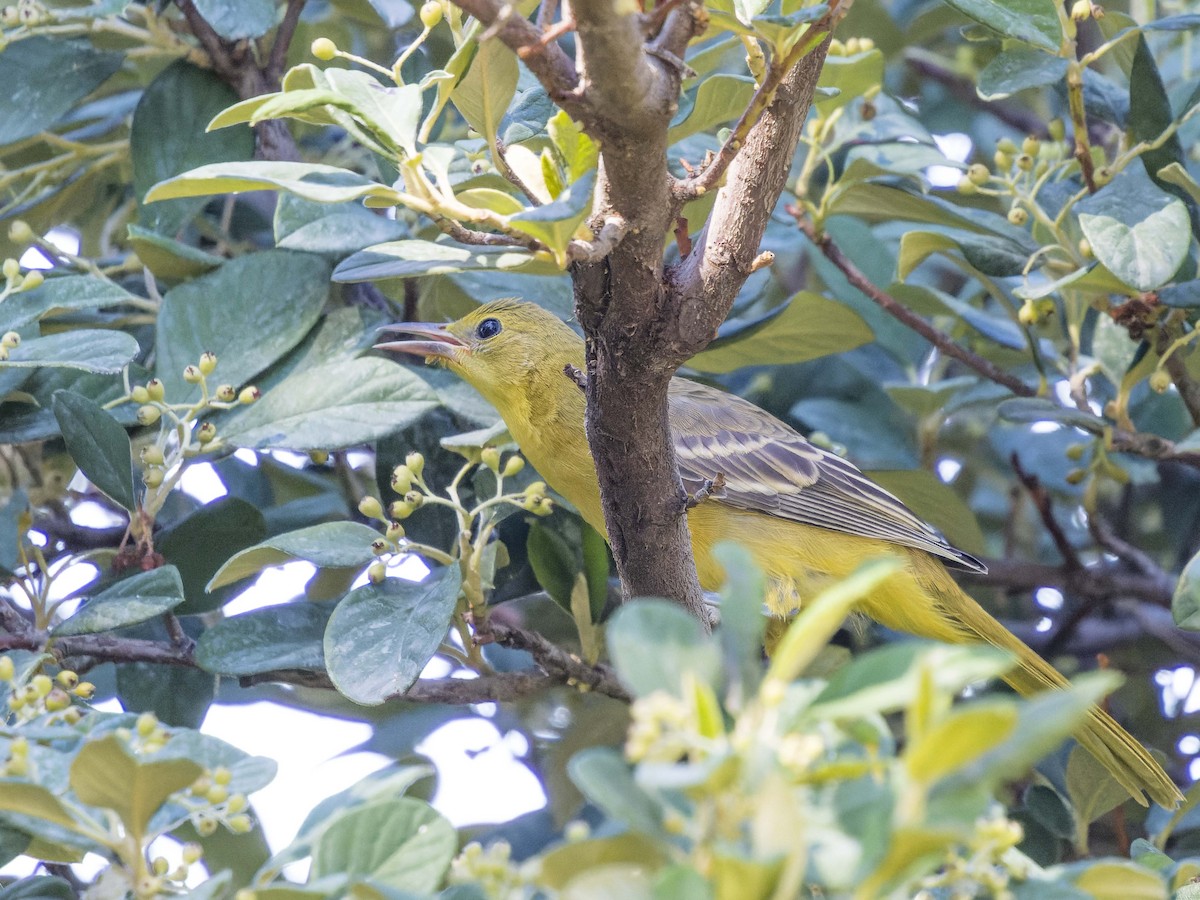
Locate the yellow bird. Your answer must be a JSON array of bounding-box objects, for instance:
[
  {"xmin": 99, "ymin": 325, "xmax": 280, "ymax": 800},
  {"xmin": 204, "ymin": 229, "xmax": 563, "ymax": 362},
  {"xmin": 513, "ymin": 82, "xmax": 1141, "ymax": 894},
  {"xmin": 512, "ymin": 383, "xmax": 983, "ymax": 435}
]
[{"xmin": 379, "ymin": 298, "xmax": 1181, "ymax": 809}]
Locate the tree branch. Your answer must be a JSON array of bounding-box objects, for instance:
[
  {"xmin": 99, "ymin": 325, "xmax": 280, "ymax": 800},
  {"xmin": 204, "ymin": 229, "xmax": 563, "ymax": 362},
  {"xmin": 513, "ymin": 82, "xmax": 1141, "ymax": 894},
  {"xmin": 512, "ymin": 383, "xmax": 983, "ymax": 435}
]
[
  {"xmin": 1011, "ymin": 453, "xmax": 1082, "ymax": 570},
  {"xmin": 268, "ymin": 0, "xmax": 308, "ymax": 82},
  {"xmin": 793, "ymin": 213, "xmax": 1040, "ymax": 397},
  {"xmin": 669, "ymin": 37, "xmax": 832, "ymax": 350},
  {"xmin": 0, "ymin": 616, "xmax": 630, "ymax": 704},
  {"xmin": 451, "ymin": 0, "xmax": 582, "ymax": 112}
]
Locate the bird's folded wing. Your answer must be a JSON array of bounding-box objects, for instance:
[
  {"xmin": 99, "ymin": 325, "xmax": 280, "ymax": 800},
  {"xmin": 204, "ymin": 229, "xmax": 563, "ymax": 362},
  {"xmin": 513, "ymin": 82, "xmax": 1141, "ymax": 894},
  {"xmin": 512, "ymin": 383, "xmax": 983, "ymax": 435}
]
[{"xmin": 668, "ymin": 379, "xmax": 986, "ymax": 573}]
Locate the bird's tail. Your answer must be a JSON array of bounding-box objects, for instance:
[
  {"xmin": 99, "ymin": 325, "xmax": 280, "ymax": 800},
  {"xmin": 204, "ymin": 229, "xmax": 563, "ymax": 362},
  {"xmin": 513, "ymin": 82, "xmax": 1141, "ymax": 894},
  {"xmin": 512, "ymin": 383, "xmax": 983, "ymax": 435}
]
[{"xmin": 911, "ymin": 558, "xmax": 1182, "ymax": 809}]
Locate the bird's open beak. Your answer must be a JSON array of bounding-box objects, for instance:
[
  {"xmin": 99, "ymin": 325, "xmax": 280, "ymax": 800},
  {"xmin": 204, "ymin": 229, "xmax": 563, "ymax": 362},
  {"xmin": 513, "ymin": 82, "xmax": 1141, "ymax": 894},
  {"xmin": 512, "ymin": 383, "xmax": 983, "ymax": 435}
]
[{"xmin": 375, "ymin": 323, "xmax": 469, "ymax": 362}]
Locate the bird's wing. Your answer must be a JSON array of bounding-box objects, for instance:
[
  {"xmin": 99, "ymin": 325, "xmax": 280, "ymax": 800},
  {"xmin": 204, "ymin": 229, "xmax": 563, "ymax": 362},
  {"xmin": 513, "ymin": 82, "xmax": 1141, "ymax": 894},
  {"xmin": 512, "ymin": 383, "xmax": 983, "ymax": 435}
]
[{"xmin": 668, "ymin": 379, "xmax": 986, "ymax": 573}]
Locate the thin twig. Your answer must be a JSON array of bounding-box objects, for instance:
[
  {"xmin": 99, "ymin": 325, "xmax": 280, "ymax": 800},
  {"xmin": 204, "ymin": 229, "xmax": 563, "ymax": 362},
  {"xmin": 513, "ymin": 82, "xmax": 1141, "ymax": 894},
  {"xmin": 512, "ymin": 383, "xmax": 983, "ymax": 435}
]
[
  {"xmin": 1011, "ymin": 453, "xmax": 1082, "ymax": 570},
  {"xmin": 795, "ymin": 213, "xmax": 1039, "ymax": 397},
  {"xmin": 564, "ymin": 363, "xmax": 588, "ymax": 391},
  {"xmin": 566, "ymin": 215, "xmax": 628, "ymax": 263},
  {"xmin": 491, "ymin": 620, "xmax": 631, "ymax": 701},
  {"xmin": 685, "ymin": 473, "xmax": 726, "ymax": 508},
  {"xmin": 268, "ymin": 0, "xmax": 307, "ymax": 83},
  {"xmin": 0, "ymin": 597, "xmax": 31, "ymax": 635}
]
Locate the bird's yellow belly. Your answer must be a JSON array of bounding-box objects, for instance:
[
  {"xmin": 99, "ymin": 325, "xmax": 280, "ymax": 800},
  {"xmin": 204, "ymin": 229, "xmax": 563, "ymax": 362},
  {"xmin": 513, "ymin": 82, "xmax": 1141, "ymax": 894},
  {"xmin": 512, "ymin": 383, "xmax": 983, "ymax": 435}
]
[{"xmin": 686, "ymin": 503, "xmax": 966, "ymax": 643}]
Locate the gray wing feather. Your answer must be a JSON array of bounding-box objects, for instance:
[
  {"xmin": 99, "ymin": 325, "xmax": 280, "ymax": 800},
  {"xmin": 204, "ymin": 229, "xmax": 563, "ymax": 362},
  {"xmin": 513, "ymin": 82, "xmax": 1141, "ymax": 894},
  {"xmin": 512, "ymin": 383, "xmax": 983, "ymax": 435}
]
[{"xmin": 669, "ymin": 379, "xmax": 986, "ymax": 574}]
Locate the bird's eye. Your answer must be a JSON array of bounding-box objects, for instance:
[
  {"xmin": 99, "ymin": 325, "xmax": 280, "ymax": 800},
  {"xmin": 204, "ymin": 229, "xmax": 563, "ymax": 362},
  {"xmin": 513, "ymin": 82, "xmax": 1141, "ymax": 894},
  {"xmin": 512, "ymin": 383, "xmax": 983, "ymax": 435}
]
[{"xmin": 476, "ymin": 318, "xmax": 502, "ymax": 340}]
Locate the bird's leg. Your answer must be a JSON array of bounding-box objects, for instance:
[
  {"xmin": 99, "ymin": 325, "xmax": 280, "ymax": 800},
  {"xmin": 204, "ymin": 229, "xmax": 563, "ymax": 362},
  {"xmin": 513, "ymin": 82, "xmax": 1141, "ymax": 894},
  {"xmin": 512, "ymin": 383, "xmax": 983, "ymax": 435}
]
[{"xmin": 685, "ymin": 472, "xmax": 727, "ymax": 508}]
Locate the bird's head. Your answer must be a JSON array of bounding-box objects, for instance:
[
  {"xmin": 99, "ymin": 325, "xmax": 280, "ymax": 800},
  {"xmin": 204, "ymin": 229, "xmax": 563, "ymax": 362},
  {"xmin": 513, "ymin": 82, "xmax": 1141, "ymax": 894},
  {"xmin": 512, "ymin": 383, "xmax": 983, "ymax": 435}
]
[{"xmin": 376, "ymin": 299, "xmax": 584, "ymax": 409}]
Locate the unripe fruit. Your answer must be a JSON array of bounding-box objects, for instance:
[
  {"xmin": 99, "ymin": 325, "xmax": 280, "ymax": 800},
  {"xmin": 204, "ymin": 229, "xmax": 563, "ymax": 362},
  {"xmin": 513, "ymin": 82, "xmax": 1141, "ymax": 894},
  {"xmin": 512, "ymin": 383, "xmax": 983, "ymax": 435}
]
[
  {"xmin": 1048, "ymin": 119, "xmax": 1066, "ymax": 141},
  {"xmin": 63, "ymin": 707, "xmax": 83, "ymax": 724},
  {"xmin": 196, "ymin": 816, "xmax": 218, "ymax": 837},
  {"xmin": 2, "ymin": 259, "xmax": 18, "ymax": 281},
  {"xmin": 56, "ymin": 669, "xmax": 79, "ymax": 689},
  {"xmin": 215, "ymin": 384, "xmax": 236, "ymax": 402},
  {"xmin": 72, "ymin": 681, "xmax": 96, "ymax": 699},
  {"xmin": 1, "ymin": 331, "xmax": 20, "ymax": 349},
  {"xmin": 143, "ymin": 467, "xmax": 165, "ymax": 488},
  {"xmin": 359, "ymin": 496, "xmax": 384, "ymax": 519},
  {"xmin": 371, "ymin": 539, "xmax": 388, "ymax": 556},
  {"xmin": 239, "ymin": 386, "xmax": 260, "ymax": 404},
  {"xmin": 1015, "ymin": 153, "xmax": 1033, "ymax": 172},
  {"xmin": 1094, "ymin": 167, "xmax": 1113, "ymax": 187},
  {"xmin": 152, "ymin": 858, "xmax": 170, "ymax": 877},
  {"xmin": 1018, "ymin": 303, "xmax": 1038, "ymax": 327},
  {"xmin": 502, "ymin": 456, "xmax": 525, "ymax": 477},
  {"xmin": 404, "ymin": 491, "xmax": 423, "ymax": 509},
  {"xmin": 368, "ymin": 561, "xmax": 387, "ymax": 584},
  {"xmin": 966, "ymin": 163, "xmax": 989, "ymax": 186},
  {"xmin": 996, "ymin": 137, "xmax": 1018, "ymax": 155},
  {"xmin": 1150, "ymin": 369, "xmax": 1172, "ymax": 393},
  {"xmin": 481, "ymin": 447, "xmax": 501, "ymax": 472},
  {"xmin": 213, "ymin": 766, "xmax": 232, "ymax": 785},
  {"xmin": 391, "ymin": 465, "xmax": 413, "ymax": 494},
  {"xmin": 45, "ymin": 688, "xmax": 71, "ymax": 712},
  {"xmin": 406, "ymin": 451, "xmax": 425, "ymax": 477},
  {"xmin": 993, "ymin": 150, "xmax": 1012, "ymax": 171},
  {"xmin": 229, "ymin": 814, "xmax": 253, "ymax": 834},
  {"xmin": 1021, "ymin": 136, "xmax": 1041, "ymax": 156},
  {"xmin": 181, "ymin": 843, "xmax": 203, "ymax": 865},
  {"xmin": 0, "ymin": 656, "xmax": 13, "ymax": 681},
  {"xmin": 205, "ymin": 784, "xmax": 229, "ymax": 805},
  {"xmin": 419, "ymin": 0, "xmax": 443, "ymax": 28},
  {"xmin": 1065, "ymin": 443, "xmax": 1086, "ymax": 461},
  {"xmin": 31, "ymin": 674, "xmax": 52, "ymax": 697},
  {"xmin": 311, "ymin": 37, "xmax": 337, "ymax": 60},
  {"xmin": 956, "ymin": 176, "xmax": 977, "ymax": 195},
  {"xmin": 1007, "ymin": 207, "xmax": 1029, "ymax": 226},
  {"xmin": 1078, "ymin": 238, "xmax": 1093, "ymax": 259},
  {"xmin": 385, "ymin": 521, "xmax": 405, "ymax": 542},
  {"xmin": 20, "ymin": 271, "xmax": 43, "ymax": 291},
  {"xmin": 198, "ymin": 351, "xmax": 218, "ymax": 376},
  {"xmin": 137, "ymin": 405, "xmax": 161, "ymax": 426},
  {"xmin": 1065, "ymin": 468, "xmax": 1087, "ymax": 485},
  {"xmin": 131, "ymin": 385, "xmax": 150, "ymax": 403},
  {"xmin": 141, "ymin": 446, "xmax": 165, "ymax": 466},
  {"xmin": 7, "ymin": 220, "xmax": 33, "ymax": 244},
  {"xmin": 10, "ymin": 736, "xmax": 27, "ymax": 757},
  {"xmin": 1070, "ymin": 0, "xmax": 1091, "ymax": 19},
  {"xmin": 136, "ymin": 711, "xmax": 158, "ymax": 736},
  {"xmin": 183, "ymin": 365, "xmax": 202, "ymax": 384},
  {"xmin": 389, "ymin": 500, "xmax": 413, "ymax": 520},
  {"xmin": 308, "ymin": 450, "xmax": 330, "ymax": 465},
  {"xmin": 227, "ymin": 792, "xmax": 248, "ymax": 814}
]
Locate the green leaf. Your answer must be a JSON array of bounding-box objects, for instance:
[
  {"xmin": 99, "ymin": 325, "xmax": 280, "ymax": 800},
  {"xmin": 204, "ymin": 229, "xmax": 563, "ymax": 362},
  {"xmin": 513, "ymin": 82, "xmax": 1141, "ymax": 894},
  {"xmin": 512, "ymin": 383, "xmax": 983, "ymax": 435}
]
[
  {"xmin": 1129, "ymin": 32, "xmax": 1189, "ymax": 209},
  {"xmin": 156, "ymin": 250, "xmax": 330, "ymax": 402},
  {"xmin": 508, "ymin": 171, "xmax": 597, "ymax": 264},
  {"xmin": 582, "ymin": 523, "xmax": 610, "ymax": 623},
  {"xmin": 978, "ymin": 50, "xmax": 1069, "ymax": 100},
  {"xmin": 274, "ymin": 196, "xmax": 407, "ymax": 256},
  {"xmin": 687, "ymin": 291, "xmax": 872, "ymax": 374},
  {"xmin": 455, "ymin": 187, "xmax": 526, "ymax": 216},
  {"xmin": 1071, "ymin": 860, "xmax": 1168, "ymax": 900},
  {"xmin": 817, "ymin": 48, "xmax": 886, "ymax": 114},
  {"xmin": 713, "ymin": 542, "xmax": 767, "ymax": 700},
  {"xmin": 0, "ymin": 276, "xmax": 140, "ymax": 335},
  {"xmin": 197, "ymin": 600, "xmax": 332, "ymax": 675},
  {"xmin": 324, "ymin": 566, "xmax": 462, "ymax": 705},
  {"xmin": 938, "ymin": 0, "xmax": 1062, "ymax": 50},
  {"xmin": 218, "ymin": 357, "xmax": 439, "ymax": 452},
  {"xmin": 0, "ymin": 877, "xmax": 75, "ymax": 900},
  {"xmin": 1173, "ymin": 548, "xmax": 1200, "ymax": 630},
  {"xmin": 906, "ymin": 702, "xmax": 1017, "ymax": 783},
  {"xmin": 334, "ymin": 239, "xmax": 562, "ymax": 282},
  {"xmin": 997, "ymin": 398, "xmax": 1107, "ymax": 434},
  {"xmin": 0, "ymin": 38, "xmax": 122, "ymax": 147},
  {"xmin": 325, "ymin": 72, "xmax": 422, "ymax": 158},
  {"xmin": 207, "ymin": 521, "xmax": 383, "ymax": 591},
  {"xmin": 127, "ymin": 226, "xmax": 224, "ymax": 281},
  {"xmin": 606, "ymin": 599, "xmax": 722, "ymax": 698},
  {"xmin": 131, "ymin": 61, "xmax": 254, "ymax": 235},
  {"xmin": 311, "ymin": 798, "xmax": 456, "ymax": 892},
  {"xmin": 540, "ymin": 835, "xmax": 669, "ymax": 892},
  {"xmin": 53, "ymin": 566, "xmax": 185, "ymax": 637},
  {"xmin": 812, "ymin": 642, "xmax": 1015, "ymax": 719},
  {"xmin": 0, "ymin": 331, "xmax": 139, "ymax": 374},
  {"xmin": 568, "ymin": 748, "xmax": 664, "ymax": 835},
  {"xmin": 451, "ymin": 36, "xmax": 519, "ymax": 145},
  {"xmin": 1070, "ymin": 744, "xmax": 1132, "ymax": 830},
  {"xmin": 0, "ymin": 782, "xmax": 77, "ymax": 830},
  {"xmin": 669, "ymin": 74, "xmax": 757, "ymax": 143},
  {"xmin": 51, "ymin": 390, "xmax": 136, "ymax": 513},
  {"xmin": 527, "ymin": 522, "xmax": 577, "ymax": 613},
  {"xmin": 145, "ymin": 161, "xmax": 398, "ymax": 205},
  {"xmin": 897, "ymin": 230, "xmax": 1037, "ymax": 279},
  {"xmin": 548, "ymin": 110, "xmax": 599, "ymax": 183},
  {"xmin": 1076, "ymin": 168, "xmax": 1190, "ymax": 292},
  {"xmin": 70, "ymin": 735, "xmax": 203, "ymax": 840},
  {"xmin": 191, "ymin": 0, "xmax": 276, "ymax": 39},
  {"xmin": 157, "ymin": 497, "xmax": 268, "ymax": 614}
]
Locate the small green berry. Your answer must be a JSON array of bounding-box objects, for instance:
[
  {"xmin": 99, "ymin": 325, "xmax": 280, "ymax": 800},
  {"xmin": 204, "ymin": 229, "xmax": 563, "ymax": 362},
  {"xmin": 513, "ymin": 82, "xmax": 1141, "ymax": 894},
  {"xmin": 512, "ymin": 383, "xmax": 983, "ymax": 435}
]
[
  {"xmin": 405, "ymin": 451, "xmax": 425, "ymax": 477},
  {"xmin": 481, "ymin": 446, "xmax": 501, "ymax": 472},
  {"xmin": 238, "ymin": 386, "xmax": 260, "ymax": 404},
  {"xmin": 136, "ymin": 711, "xmax": 158, "ymax": 737},
  {"xmin": 196, "ymin": 422, "xmax": 217, "ymax": 445},
  {"xmin": 1015, "ymin": 153, "xmax": 1034, "ymax": 172},
  {"xmin": 198, "ymin": 351, "xmax": 218, "ymax": 376},
  {"xmin": 131, "ymin": 385, "xmax": 150, "ymax": 404},
  {"xmin": 391, "ymin": 465, "xmax": 413, "ymax": 494},
  {"xmin": 419, "ymin": 0, "xmax": 443, "ymax": 28},
  {"xmin": 311, "ymin": 37, "xmax": 337, "ymax": 60},
  {"xmin": 0, "ymin": 656, "xmax": 14, "ymax": 681},
  {"xmin": 31, "ymin": 674, "xmax": 52, "ymax": 697},
  {"xmin": 1, "ymin": 331, "xmax": 20, "ymax": 349},
  {"xmin": 146, "ymin": 378, "xmax": 165, "ymax": 401},
  {"xmin": 143, "ymin": 467, "xmax": 165, "ymax": 488},
  {"xmin": 183, "ymin": 365, "xmax": 202, "ymax": 384},
  {"xmin": 55, "ymin": 669, "xmax": 79, "ymax": 689},
  {"xmin": 45, "ymin": 688, "xmax": 71, "ymax": 712},
  {"xmin": 1021, "ymin": 136, "xmax": 1041, "ymax": 156},
  {"xmin": 966, "ymin": 163, "xmax": 989, "ymax": 186},
  {"xmin": 137, "ymin": 405, "xmax": 162, "ymax": 426},
  {"xmin": 1150, "ymin": 369, "xmax": 1172, "ymax": 393},
  {"xmin": 358, "ymin": 496, "xmax": 384, "ymax": 519},
  {"xmin": 368, "ymin": 561, "xmax": 387, "ymax": 584},
  {"xmin": 19, "ymin": 271, "xmax": 42, "ymax": 291},
  {"xmin": 215, "ymin": 384, "xmax": 237, "ymax": 402},
  {"xmin": 502, "ymin": 455, "xmax": 525, "ymax": 477},
  {"xmin": 7, "ymin": 220, "xmax": 33, "ymax": 244},
  {"xmin": 1007, "ymin": 207, "xmax": 1029, "ymax": 226},
  {"xmin": 140, "ymin": 446, "xmax": 165, "ymax": 466}
]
